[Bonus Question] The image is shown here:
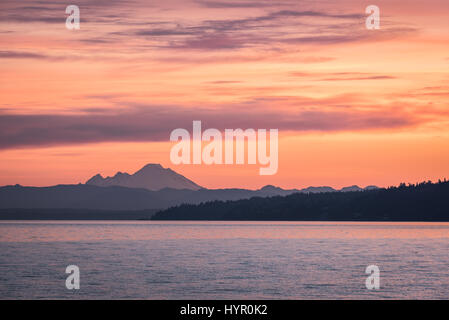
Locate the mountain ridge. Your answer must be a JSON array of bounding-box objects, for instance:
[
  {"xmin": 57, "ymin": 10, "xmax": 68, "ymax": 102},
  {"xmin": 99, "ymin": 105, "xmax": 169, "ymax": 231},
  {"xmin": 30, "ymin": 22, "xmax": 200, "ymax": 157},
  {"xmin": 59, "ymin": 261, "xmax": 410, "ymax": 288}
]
[
  {"xmin": 84, "ymin": 163, "xmax": 378, "ymax": 193},
  {"xmin": 0, "ymin": 182, "xmax": 379, "ymax": 212},
  {"xmin": 86, "ymin": 163, "xmax": 202, "ymax": 191}
]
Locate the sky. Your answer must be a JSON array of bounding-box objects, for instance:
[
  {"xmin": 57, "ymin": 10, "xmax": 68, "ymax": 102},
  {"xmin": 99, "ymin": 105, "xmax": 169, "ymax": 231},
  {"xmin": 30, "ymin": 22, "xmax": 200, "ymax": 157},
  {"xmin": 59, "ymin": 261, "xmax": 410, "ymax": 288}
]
[{"xmin": 0, "ymin": 0, "xmax": 449, "ymax": 189}]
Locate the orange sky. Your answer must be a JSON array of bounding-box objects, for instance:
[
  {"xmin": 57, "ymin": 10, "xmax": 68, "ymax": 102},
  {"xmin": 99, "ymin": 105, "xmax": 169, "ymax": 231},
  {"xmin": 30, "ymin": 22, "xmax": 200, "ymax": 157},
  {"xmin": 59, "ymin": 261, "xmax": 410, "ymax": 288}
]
[{"xmin": 1, "ymin": 0, "xmax": 448, "ymax": 189}]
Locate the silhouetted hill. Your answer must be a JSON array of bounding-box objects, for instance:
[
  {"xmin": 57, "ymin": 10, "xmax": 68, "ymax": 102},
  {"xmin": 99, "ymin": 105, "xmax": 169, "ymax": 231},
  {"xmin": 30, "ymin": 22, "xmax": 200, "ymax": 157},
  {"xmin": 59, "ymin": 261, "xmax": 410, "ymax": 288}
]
[
  {"xmin": 301, "ymin": 186, "xmax": 336, "ymax": 193},
  {"xmin": 152, "ymin": 180, "xmax": 449, "ymax": 221},
  {"xmin": 340, "ymin": 185, "xmax": 363, "ymax": 192},
  {"xmin": 0, "ymin": 208, "xmax": 157, "ymax": 220},
  {"xmin": 0, "ymin": 184, "xmax": 163, "ymax": 210},
  {"xmin": 0, "ymin": 184, "xmax": 295, "ymax": 214}
]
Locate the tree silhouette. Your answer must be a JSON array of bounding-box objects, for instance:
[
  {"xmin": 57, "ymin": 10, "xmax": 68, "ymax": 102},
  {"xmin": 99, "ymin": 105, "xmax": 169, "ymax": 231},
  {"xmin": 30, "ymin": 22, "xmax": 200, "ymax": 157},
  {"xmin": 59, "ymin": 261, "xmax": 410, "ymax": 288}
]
[{"xmin": 152, "ymin": 180, "xmax": 449, "ymax": 221}]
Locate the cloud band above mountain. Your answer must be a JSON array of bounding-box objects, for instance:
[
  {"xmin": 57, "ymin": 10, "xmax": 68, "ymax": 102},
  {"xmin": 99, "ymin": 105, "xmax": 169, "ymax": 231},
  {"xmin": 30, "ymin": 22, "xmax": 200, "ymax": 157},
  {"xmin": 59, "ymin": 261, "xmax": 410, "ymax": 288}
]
[{"xmin": 0, "ymin": 102, "xmax": 424, "ymax": 150}]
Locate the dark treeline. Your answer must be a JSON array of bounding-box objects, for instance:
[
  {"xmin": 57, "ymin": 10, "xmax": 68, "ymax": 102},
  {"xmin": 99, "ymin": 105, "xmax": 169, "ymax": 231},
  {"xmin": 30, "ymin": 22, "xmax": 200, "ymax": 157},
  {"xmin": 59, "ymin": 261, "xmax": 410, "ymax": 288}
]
[{"xmin": 152, "ymin": 180, "xmax": 449, "ymax": 221}]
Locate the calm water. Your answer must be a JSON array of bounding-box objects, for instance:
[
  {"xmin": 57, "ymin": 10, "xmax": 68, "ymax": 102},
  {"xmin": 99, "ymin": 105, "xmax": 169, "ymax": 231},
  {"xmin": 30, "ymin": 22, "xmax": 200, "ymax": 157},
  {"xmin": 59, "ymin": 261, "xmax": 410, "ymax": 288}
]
[{"xmin": 1, "ymin": 221, "xmax": 449, "ymax": 299}]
